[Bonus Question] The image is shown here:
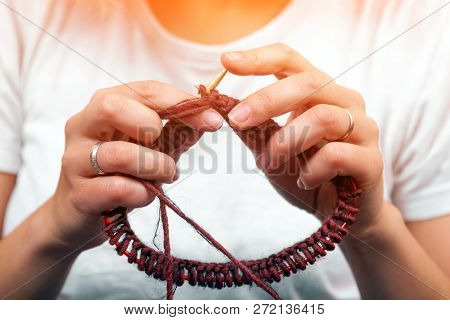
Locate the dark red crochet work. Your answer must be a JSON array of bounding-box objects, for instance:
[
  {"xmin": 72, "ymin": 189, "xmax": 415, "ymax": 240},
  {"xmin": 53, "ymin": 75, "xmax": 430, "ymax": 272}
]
[{"xmin": 102, "ymin": 86, "xmax": 362, "ymax": 300}]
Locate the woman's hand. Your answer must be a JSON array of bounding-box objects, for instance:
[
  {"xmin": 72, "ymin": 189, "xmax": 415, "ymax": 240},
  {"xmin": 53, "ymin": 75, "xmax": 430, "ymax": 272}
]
[
  {"xmin": 49, "ymin": 81, "xmax": 223, "ymax": 250},
  {"xmin": 221, "ymin": 43, "xmax": 385, "ymax": 239}
]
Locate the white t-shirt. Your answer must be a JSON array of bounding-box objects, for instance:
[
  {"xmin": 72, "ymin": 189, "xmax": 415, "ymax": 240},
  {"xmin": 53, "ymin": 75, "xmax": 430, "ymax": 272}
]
[{"xmin": 1, "ymin": 0, "xmax": 449, "ymax": 299}]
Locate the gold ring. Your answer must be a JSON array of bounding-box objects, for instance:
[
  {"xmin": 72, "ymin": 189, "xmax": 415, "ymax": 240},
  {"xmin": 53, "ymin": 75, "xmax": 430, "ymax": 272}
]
[
  {"xmin": 90, "ymin": 141, "xmax": 106, "ymax": 175},
  {"xmin": 338, "ymin": 109, "xmax": 355, "ymax": 142}
]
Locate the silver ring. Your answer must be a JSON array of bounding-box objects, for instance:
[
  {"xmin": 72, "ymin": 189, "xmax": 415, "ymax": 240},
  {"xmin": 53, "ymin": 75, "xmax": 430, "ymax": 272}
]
[{"xmin": 90, "ymin": 142, "xmax": 106, "ymax": 175}]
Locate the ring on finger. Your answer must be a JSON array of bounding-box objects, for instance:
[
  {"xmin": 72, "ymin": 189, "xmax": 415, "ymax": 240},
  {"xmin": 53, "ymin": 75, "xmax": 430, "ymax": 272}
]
[
  {"xmin": 90, "ymin": 141, "xmax": 106, "ymax": 175},
  {"xmin": 337, "ymin": 109, "xmax": 355, "ymax": 142}
]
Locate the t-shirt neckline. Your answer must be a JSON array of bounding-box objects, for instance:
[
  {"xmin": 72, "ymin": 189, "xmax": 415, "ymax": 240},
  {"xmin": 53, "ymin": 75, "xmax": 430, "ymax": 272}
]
[{"xmin": 134, "ymin": 0, "xmax": 301, "ymax": 63}]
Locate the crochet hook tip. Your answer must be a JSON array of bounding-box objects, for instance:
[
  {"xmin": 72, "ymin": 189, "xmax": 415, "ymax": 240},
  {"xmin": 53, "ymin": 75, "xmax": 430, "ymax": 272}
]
[{"xmin": 205, "ymin": 69, "xmax": 228, "ymax": 94}]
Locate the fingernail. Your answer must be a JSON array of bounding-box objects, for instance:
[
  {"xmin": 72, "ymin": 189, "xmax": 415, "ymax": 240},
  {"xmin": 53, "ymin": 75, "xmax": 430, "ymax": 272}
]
[
  {"xmin": 224, "ymin": 51, "xmax": 244, "ymax": 62},
  {"xmin": 172, "ymin": 168, "xmax": 180, "ymax": 182},
  {"xmin": 256, "ymin": 152, "xmax": 270, "ymax": 170},
  {"xmin": 297, "ymin": 177, "xmax": 306, "ymax": 189},
  {"xmin": 203, "ymin": 110, "xmax": 223, "ymax": 129},
  {"xmin": 297, "ymin": 177, "xmax": 312, "ymax": 190},
  {"xmin": 228, "ymin": 104, "xmax": 251, "ymax": 124}
]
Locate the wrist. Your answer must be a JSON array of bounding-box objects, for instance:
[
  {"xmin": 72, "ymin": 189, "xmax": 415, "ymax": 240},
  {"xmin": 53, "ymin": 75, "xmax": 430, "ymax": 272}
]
[
  {"xmin": 341, "ymin": 200, "xmax": 405, "ymax": 250},
  {"xmin": 42, "ymin": 196, "xmax": 104, "ymax": 255},
  {"xmin": 27, "ymin": 199, "xmax": 83, "ymax": 258}
]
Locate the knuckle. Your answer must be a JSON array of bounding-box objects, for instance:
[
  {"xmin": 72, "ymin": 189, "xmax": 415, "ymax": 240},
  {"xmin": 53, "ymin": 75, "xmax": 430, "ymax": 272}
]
[
  {"xmin": 274, "ymin": 42, "xmax": 293, "ymax": 56},
  {"xmin": 61, "ymin": 149, "xmax": 75, "ymax": 172},
  {"xmin": 70, "ymin": 179, "xmax": 89, "ymax": 204},
  {"xmin": 141, "ymin": 80, "xmax": 162, "ymax": 101},
  {"xmin": 298, "ymin": 71, "xmax": 329, "ymax": 92},
  {"xmin": 254, "ymin": 52, "xmax": 267, "ymax": 68},
  {"xmin": 97, "ymin": 93, "xmax": 125, "ymax": 120},
  {"xmin": 91, "ymin": 88, "xmax": 107, "ymax": 103},
  {"xmin": 351, "ymin": 90, "xmax": 366, "ymax": 109},
  {"xmin": 246, "ymin": 49, "xmax": 263, "ymax": 66},
  {"xmin": 64, "ymin": 115, "xmax": 78, "ymax": 136},
  {"xmin": 104, "ymin": 143, "xmax": 134, "ymax": 170},
  {"xmin": 322, "ymin": 143, "xmax": 345, "ymax": 167},
  {"xmin": 309, "ymin": 104, "xmax": 337, "ymax": 129},
  {"xmin": 104, "ymin": 178, "xmax": 132, "ymax": 203},
  {"xmin": 252, "ymin": 90, "xmax": 274, "ymax": 108},
  {"xmin": 366, "ymin": 117, "xmax": 380, "ymax": 139}
]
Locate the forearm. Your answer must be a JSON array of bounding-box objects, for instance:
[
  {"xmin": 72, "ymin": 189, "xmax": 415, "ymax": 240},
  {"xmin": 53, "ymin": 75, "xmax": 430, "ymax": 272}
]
[
  {"xmin": 341, "ymin": 201, "xmax": 450, "ymax": 299},
  {"xmin": 0, "ymin": 199, "xmax": 80, "ymax": 299}
]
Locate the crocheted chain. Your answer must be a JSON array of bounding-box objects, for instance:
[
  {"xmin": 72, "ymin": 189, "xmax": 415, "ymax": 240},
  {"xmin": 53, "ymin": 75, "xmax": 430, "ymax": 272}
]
[{"xmin": 103, "ymin": 86, "xmax": 362, "ymax": 299}]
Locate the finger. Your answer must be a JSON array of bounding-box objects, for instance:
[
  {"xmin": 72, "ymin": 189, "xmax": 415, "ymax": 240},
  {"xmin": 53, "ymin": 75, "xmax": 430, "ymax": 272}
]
[
  {"xmin": 81, "ymin": 94, "xmax": 164, "ymax": 145},
  {"xmin": 81, "ymin": 94, "xmax": 221, "ymax": 146},
  {"xmin": 221, "ymin": 43, "xmax": 316, "ymax": 79},
  {"xmin": 180, "ymin": 109, "xmax": 223, "ymax": 131},
  {"xmin": 297, "ymin": 142, "xmax": 383, "ymax": 190},
  {"xmin": 74, "ymin": 175, "xmax": 155, "ymax": 214},
  {"xmin": 227, "ymin": 72, "xmax": 364, "ymax": 130},
  {"xmin": 74, "ymin": 140, "xmax": 178, "ymax": 183},
  {"xmin": 257, "ymin": 105, "xmax": 378, "ymax": 171},
  {"xmin": 92, "ymin": 81, "xmax": 222, "ymax": 133},
  {"xmin": 112, "ymin": 80, "xmax": 223, "ymax": 131}
]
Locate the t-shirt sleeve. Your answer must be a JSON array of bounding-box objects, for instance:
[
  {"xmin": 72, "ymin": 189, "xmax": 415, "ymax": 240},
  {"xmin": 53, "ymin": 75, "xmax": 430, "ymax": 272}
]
[
  {"xmin": 391, "ymin": 15, "xmax": 450, "ymax": 221},
  {"xmin": 0, "ymin": 2, "xmax": 24, "ymax": 174}
]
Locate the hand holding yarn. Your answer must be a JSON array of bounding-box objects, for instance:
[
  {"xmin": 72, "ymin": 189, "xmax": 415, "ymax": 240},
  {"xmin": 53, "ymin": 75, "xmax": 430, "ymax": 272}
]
[
  {"xmin": 50, "ymin": 81, "xmax": 223, "ymax": 250},
  {"xmin": 103, "ymin": 84, "xmax": 362, "ymax": 300},
  {"xmin": 222, "ymin": 43, "xmax": 385, "ymax": 239}
]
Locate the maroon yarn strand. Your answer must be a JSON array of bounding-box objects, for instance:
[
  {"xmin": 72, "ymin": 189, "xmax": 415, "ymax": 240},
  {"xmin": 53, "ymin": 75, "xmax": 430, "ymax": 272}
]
[
  {"xmin": 158, "ymin": 191, "xmax": 174, "ymax": 300},
  {"xmin": 102, "ymin": 85, "xmax": 362, "ymax": 300},
  {"xmin": 145, "ymin": 182, "xmax": 282, "ymax": 300}
]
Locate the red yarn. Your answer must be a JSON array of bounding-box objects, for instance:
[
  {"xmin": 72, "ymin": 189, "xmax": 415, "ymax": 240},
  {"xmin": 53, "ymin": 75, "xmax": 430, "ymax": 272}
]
[
  {"xmin": 158, "ymin": 188, "xmax": 174, "ymax": 300},
  {"xmin": 102, "ymin": 85, "xmax": 362, "ymax": 300}
]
